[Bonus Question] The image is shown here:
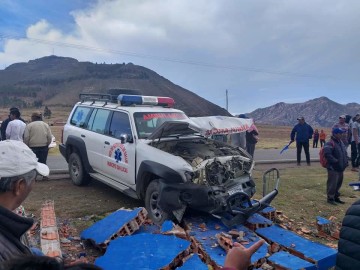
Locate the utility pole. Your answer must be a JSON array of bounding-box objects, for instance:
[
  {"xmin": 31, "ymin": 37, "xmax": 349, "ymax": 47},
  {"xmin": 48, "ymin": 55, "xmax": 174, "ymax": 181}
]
[{"xmin": 226, "ymin": 89, "xmax": 229, "ymax": 111}]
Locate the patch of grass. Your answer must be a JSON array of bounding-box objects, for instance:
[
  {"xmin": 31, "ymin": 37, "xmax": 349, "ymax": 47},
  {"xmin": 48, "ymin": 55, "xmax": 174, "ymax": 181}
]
[{"xmin": 253, "ymin": 164, "xmax": 360, "ymax": 227}]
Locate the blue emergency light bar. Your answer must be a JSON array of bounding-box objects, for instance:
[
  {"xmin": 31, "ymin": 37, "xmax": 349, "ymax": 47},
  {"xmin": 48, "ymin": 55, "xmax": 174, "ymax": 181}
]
[{"xmin": 117, "ymin": 95, "xmax": 175, "ymax": 108}]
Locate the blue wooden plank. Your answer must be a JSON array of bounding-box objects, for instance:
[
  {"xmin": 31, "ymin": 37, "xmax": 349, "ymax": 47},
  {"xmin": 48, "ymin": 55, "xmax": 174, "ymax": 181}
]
[
  {"xmin": 177, "ymin": 254, "xmax": 208, "ymax": 270},
  {"xmin": 95, "ymin": 234, "xmax": 191, "ymax": 270},
  {"xmin": 247, "ymin": 213, "xmax": 273, "ymax": 226},
  {"xmin": 256, "ymin": 225, "xmax": 337, "ymax": 269},
  {"xmin": 268, "ymin": 251, "xmax": 317, "ymax": 270},
  {"xmin": 80, "ymin": 208, "xmax": 142, "ymax": 245},
  {"xmin": 185, "ymin": 215, "xmax": 268, "ymax": 267},
  {"xmin": 316, "ymin": 216, "xmax": 331, "ymax": 225}
]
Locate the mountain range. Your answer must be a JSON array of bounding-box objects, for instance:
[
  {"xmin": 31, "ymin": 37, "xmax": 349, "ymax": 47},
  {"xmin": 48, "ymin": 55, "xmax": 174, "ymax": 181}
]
[
  {"xmin": 0, "ymin": 56, "xmax": 230, "ymax": 117},
  {"xmin": 0, "ymin": 55, "xmax": 358, "ymax": 127},
  {"xmin": 248, "ymin": 97, "xmax": 360, "ymax": 127}
]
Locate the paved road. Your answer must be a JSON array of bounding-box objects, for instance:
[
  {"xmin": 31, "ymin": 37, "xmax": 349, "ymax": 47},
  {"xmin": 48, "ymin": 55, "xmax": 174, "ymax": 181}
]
[{"xmin": 47, "ymin": 147, "xmax": 323, "ymax": 174}]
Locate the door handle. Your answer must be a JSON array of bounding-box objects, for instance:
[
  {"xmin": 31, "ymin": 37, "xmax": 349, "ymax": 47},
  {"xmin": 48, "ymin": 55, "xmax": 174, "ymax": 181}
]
[
  {"xmin": 105, "ymin": 141, "xmax": 110, "ymax": 145},
  {"xmin": 81, "ymin": 134, "xmax": 85, "ymax": 138}
]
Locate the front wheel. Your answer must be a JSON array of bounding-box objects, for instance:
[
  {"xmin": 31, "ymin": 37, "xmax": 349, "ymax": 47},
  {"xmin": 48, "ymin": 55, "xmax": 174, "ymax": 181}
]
[
  {"xmin": 145, "ymin": 179, "xmax": 170, "ymax": 224},
  {"xmin": 68, "ymin": 152, "xmax": 90, "ymax": 186}
]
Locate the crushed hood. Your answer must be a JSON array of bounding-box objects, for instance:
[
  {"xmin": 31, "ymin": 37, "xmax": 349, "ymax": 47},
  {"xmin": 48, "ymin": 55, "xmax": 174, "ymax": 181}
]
[{"xmin": 147, "ymin": 120, "xmax": 201, "ymax": 140}]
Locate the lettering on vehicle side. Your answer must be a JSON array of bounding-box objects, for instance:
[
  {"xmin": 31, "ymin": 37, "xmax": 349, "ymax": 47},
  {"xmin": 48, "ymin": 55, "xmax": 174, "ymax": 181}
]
[
  {"xmin": 205, "ymin": 124, "xmax": 250, "ymax": 136},
  {"xmin": 143, "ymin": 113, "xmax": 187, "ymax": 120},
  {"xmin": 108, "ymin": 143, "xmax": 128, "ymax": 164},
  {"xmin": 107, "ymin": 161, "xmax": 128, "ymax": 173}
]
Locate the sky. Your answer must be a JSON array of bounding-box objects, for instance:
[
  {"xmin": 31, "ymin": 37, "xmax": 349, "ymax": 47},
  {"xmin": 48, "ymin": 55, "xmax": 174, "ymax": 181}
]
[{"xmin": 0, "ymin": 0, "xmax": 359, "ymax": 114}]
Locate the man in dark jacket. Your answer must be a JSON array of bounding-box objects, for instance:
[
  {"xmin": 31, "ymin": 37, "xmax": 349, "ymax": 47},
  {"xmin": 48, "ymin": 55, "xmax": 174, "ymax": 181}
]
[
  {"xmin": 0, "ymin": 140, "xmax": 49, "ymax": 262},
  {"xmin": 290, "ymin": 116, "xmax": 314, "ymax": 165},
  {"xmin": 324, "ymin": 128, "xmax": 348, "ymax": 205},
  {"xmin": 336, "ymin": 199, "xmax": 360, "ymax": 269}
]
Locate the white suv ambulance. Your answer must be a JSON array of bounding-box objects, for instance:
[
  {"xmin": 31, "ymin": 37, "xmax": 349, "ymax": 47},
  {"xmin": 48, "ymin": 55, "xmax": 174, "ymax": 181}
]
[{"xmin": 60, "ymin": 92, "xmax": 278, "ymax": 224}]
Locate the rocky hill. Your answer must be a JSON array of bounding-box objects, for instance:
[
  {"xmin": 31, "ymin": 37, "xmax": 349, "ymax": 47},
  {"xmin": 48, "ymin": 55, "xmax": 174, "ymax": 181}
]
[
  {"xmin": 0, "ymin": 56, "xmax": 231, "ymax": 117},
  {"xmin": 248, "ymin": 96, "xmax": 360, "ymax": 127}
]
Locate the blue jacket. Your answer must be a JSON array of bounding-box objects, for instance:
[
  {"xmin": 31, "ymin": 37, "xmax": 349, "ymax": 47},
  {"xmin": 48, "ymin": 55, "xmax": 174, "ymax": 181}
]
[{"xmin": 290, "ymin": 123, "xmax": 314, "ymax": 143}]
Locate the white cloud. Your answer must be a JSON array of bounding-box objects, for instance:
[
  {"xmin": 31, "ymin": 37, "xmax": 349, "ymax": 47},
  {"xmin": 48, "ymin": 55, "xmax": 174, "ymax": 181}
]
[{"xmin": 1, "ymin": 0, "xmax": 360, "ymax": 112}]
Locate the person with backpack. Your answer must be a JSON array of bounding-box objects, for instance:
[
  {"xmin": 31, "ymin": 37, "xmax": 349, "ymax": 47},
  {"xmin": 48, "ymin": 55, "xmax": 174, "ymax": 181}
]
[{"xmin": 324, "ymin": 128, "xmax": 348, "ymax": 205}]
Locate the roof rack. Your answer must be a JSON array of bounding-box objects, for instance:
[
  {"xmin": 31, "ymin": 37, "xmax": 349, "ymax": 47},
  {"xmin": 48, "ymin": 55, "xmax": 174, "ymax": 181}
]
[{"xmin": 79, "ymin": 93, "xmax": 118, "ymax": 105}]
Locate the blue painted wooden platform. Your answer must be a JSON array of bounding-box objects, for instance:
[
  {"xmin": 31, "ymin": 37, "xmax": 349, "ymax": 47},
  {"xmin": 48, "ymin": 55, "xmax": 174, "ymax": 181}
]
[
  {"xmin": 185, "ymin": 215, "xmax": 269, "ymax": 267},
  {"xmin": 256, "ymin": 225, "xmax": 337, "ymax": 269},
  {"xmin": 268, "ymin": 251, "xmax": 317, "ymax": 270},
  {"xmin": 177, "ymin": 254, "xmax": 208, "ymax": 270},
  {"xmin": 95, "ymin": 233, "xmax": 191, "ymax": 270},
  {"xmin": 80, "ymin": 208, "xmax": 143, "ymax": 245}
]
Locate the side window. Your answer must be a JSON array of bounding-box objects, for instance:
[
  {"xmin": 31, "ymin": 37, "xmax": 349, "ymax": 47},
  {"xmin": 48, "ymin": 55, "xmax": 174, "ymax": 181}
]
[
  {"xmin": 70, "ymin": 106, "xmax": 92, "ymax": 127},
  {"xmin": 90, "ymin": 109, "xmax": 111, "ymax": 134},
  {"xmin": 109, "ymin": 112, "xmax": 132, "ymax": 139}
]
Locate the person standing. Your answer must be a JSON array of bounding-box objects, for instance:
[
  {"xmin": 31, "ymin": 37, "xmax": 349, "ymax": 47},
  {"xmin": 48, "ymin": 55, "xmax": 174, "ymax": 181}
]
[
  {"xmin": 332, "ymin": 115, "xmax": 350, "ymax": 149},
  {"xmin": 290, "ymin": 116, "xmax": 314, "ymax": 166},
  {"xmin": 246, "ymin": 122, "xmax": 259, "ymax": 157},
  {"xmin": 5, "ymin": 110, "xmax": 26, "ymax": 141},
  {"xmin": 0, "ymin": 108, "xmax": 25, "ymax": 141},
  {"xmin": 23, "ymin": 112, "xmax": 53, "ymax": 164},
  {"xmin": 313, "ymin": 129, "xmax": 319, "ymax": 148},
  {"xmin": 350, "ymin": 115, "xmax": 360, "ymax": 172},
  {"xmin": 324, "ymin": 128, "xmax": 348, "ymax": 205},
  {"xmin": 0, "ymin": 140, "xmax": 49, "ymax": 262},
  {"xmin": 319, "ymin": 130, "xmax": 326, "ymax": 148}
]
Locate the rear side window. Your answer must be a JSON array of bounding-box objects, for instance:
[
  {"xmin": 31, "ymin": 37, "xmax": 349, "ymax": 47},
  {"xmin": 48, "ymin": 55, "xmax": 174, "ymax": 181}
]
[
  {"xmin": 88, "ymin": 109, "xmax": 111, "ymax": 134},
  {"xmin": 109, "ymin": 112, "xmax": 132, "ymax": 139},
  {"xmin": 70, "ymin": 106, "xmax": 92, "ymax": 127}
]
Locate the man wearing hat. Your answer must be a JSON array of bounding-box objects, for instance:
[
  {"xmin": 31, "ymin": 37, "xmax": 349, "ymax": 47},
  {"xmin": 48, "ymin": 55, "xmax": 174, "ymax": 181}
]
[
  {"xmin": 290, "ymin": 116, "xmax": 314, "ymax": 166},
  {"xmin": 324, "ymin": 128, "xmax": 348, "ymax": 205},
  {"xmin": 24, "ymin": 112, "xmax": 53, "ymax": 165},
  {"xmin": 0, "ymin": 140, "xmax": 49, "ymax": 262}
]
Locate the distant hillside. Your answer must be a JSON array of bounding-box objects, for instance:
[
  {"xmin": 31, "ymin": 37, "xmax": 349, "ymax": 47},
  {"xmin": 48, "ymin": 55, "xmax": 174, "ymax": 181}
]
[
  {"xmin": 0, "ymin": 55, "xmax": 231, "ymax": 117},
  {"xmin": 248, "ymin": 97, "xmax": 360, "ymax": 127}
]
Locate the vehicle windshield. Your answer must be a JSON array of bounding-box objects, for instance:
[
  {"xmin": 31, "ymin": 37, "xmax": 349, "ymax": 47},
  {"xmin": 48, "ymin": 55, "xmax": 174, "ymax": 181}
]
[{"xmin": 133, "ymin": 112, "xmax": 188, "ymax": 139}]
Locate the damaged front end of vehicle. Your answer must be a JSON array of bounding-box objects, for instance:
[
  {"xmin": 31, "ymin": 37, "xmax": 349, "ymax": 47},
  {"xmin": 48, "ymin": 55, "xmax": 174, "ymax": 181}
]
[{"xmin": 149, "ymin": 121, "xmax": 280, "ymax": 226}]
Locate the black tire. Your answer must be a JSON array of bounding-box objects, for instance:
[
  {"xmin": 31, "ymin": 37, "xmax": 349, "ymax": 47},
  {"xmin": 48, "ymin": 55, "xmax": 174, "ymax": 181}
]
[
  {"xmin": 68, "ymin": 152, "xmax": 91, "ymax": 186},
  {"xmin": 145, "ymin": 179, "xmax": 170, "ymax": 224}
]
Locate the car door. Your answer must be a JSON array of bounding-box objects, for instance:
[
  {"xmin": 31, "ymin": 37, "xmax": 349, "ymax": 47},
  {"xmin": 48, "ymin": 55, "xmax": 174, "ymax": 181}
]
[
  {"xmin": 102, "ymin": 110, "xmax": 136, "ymax": 187},
  {"xmin": 85, "ymin": 108, "xmax": 111, "ymax": 173}
]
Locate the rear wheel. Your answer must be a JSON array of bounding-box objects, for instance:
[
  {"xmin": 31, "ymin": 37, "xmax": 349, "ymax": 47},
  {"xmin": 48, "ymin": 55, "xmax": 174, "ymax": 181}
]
[
  {"xmin": 68, "ymin": 152, "xmax": 90, "ymax": 186},
  {"xmin": 145, "ymin": 179, "xmax": 170, "ymax": 224}
]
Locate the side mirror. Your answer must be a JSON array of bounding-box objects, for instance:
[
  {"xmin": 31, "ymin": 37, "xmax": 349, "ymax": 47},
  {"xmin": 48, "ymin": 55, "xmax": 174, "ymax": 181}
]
[{"xmin": 120, "ymin": 134, "xmax": 133, "ymax": 144}]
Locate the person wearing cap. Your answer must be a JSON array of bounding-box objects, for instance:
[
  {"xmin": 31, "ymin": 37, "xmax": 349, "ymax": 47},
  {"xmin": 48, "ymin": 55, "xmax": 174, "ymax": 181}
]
[
  {"xmin": 324, "ymin": 128, "xmax": 348, "ymax": 205},
  {"xmin": 332, "ymin": 115, "xmax": 350, "ymax": 149},
  {"xmin": 0, "ymin": 108, "xmax": 25, "ymax": 141},
  {"xmin": 5, "ymin": 109, "xmax": 26, "ymax": 141},
  {"xmin": 290, "ymin": 116, "xmax": 314, "ymax": 166},
  {"xmin": 0, "ymin": 140, "xmax": 49, "ymax": 262},
  {"xmin": 350, "ymin": 114, "xmax": 360, "ymax": 172},
  {"xmin": 24, "ymin": 112, "xmax": 53, "ymax": 164}
]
